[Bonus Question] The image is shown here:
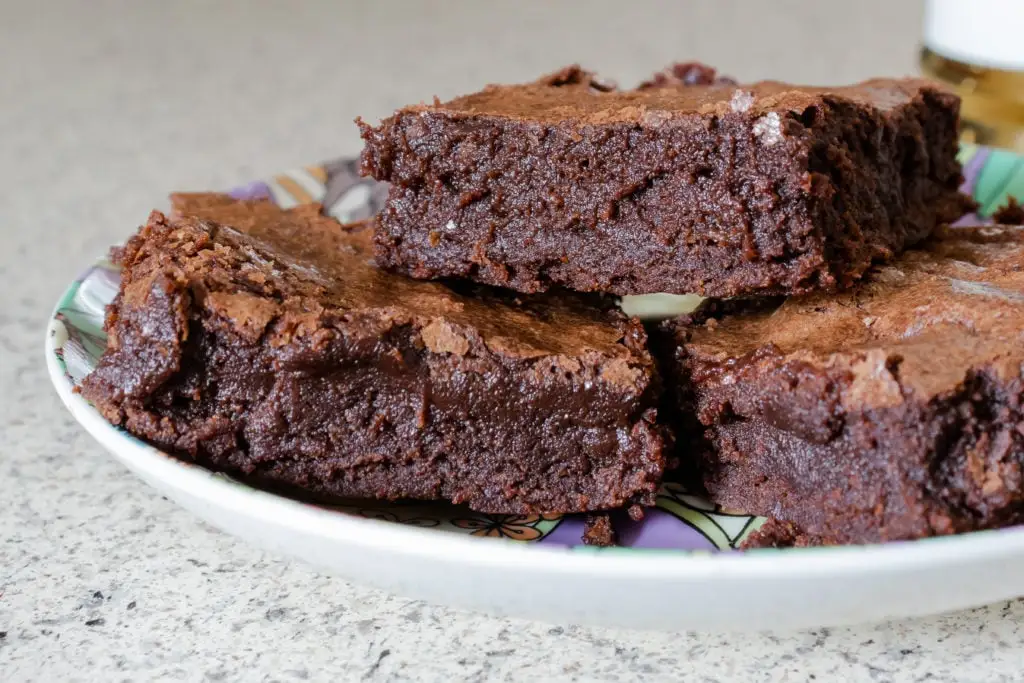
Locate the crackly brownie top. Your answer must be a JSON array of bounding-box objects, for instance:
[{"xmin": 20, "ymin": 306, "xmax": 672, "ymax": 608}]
[
  {"xmin": 682, "ymin": 226, "xmax": 1024, "ymax": 402},
  {"xmin": 391, "ymin": 65, "xmax": 948, "ymax": 126},
  {"xmin": 160, "ymin": 194, "xmax": 640, "ymax": 365}
]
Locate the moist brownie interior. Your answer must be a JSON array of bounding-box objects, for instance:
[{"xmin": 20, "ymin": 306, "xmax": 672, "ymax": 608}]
[
  {"xmin": 658, "ymin": 225, "xmax": 1024, "ymax": 546},
  {"xmin": 361, "ymin": 67, "xmax": 969, "ymax": 297},
  {"xmin": 81, "ymin": 194, "xmax": 666, "ymax": 516}
]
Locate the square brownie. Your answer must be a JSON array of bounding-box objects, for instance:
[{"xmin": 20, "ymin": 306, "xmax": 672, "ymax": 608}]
[
  {"xmin": 360, "ymin": 67, "xmax": 969, "ymax": 297},
  {"xmin": 656, "ymin": 225, "xmax": 1024, "ymax": 546},
  {"xmin": 81, "ymin": 194, "xmax": 666, "ymax": 515}
]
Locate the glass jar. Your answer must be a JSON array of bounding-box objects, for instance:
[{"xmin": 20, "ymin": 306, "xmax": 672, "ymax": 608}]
[{"xmin": 919, "ymin": 0, "xmax": 1024, "ymax": 153}]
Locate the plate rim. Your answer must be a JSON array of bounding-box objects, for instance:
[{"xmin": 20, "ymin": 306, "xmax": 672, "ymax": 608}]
[{"xmin": 45, "ymin": 279, "xmax": 1024, "ymax": 581}]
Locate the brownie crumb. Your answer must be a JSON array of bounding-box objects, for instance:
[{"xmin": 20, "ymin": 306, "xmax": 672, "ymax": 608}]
[
  {"xmin": 993, "ymin": 197, "xmax": 1024, "ymax": 225},
  {"xmin": 627, "ymin": 504, "xmax": 645, "ymax": 522},
  {"xmin": 81, "ymin": 194, "xmax": 666, "ymax": 518},
  {"xmin": 362, "ymin": 71, "xmax": 967, "ymax": 297},
  {"xmin": 582, "ymin": 514, "xmax": 617, "ymax": 547},
  {"xmin": 741, "ymin": 519, "xmax": 809, "ymax": 548}
]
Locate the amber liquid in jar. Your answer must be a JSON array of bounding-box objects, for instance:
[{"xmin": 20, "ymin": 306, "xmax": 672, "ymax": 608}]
[
  {"xmin": 921, "ymin": 48, "xmax": 1024, "ymax": 153},
  {"xmin": 920, "ymin": 0, "xmax": 1024, "ymax": 153}
]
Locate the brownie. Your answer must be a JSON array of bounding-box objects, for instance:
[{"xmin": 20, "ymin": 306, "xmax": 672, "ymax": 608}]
[
  {"xmin": 81, "ymin": 194, "xmax": 666, "ymax": 515},
  {"xmin": 360, "ymin": 67, "xmax": 970, "ymax": 297},
  {"xmin": 656, "ymin": 225, "xmax": 1024, "ymax": 546},
  {"xmin": 993, "ymin": 197, "xmax": 1024, "ymax": 225}
]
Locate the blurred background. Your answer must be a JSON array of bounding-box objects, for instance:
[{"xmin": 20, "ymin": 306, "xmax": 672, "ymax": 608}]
[{"xmin": 3, "ymin": 0, "xmax": 926, "ymax": 230}]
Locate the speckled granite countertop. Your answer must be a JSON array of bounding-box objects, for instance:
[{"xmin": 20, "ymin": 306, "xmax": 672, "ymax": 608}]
[{"xmin": 4, "ymin": 1, "xmax": 1024, "ymax": 681}]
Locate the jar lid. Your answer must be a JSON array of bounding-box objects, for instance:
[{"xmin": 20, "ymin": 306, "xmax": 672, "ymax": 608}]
[{"xmin": 924, "ymin": 0, "xmax": 1024, "ymax": 70}]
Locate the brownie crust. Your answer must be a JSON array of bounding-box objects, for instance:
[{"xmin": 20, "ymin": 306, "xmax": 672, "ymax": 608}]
[
  {"xmin": 657, "ymin": 226, "xmax": 1024, "ymax": 546},
  {"xmin": 360, "ymin": 67, "xmax": 969, "ymax": 297},
  {"xmin": 81, "ymin": 194, "xmax": 666, "ymax": 515}
]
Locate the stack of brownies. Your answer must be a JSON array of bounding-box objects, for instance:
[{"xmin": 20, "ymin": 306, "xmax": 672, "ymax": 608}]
[{"xmin": 83, "ymin": 64, "xmax": 1024, "ymax": 547}]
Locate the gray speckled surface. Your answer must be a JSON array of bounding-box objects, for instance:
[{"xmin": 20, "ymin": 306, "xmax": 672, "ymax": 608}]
[{"xmin": 3, "ymin": 1, "xmax": 1024, "ymax": 681}]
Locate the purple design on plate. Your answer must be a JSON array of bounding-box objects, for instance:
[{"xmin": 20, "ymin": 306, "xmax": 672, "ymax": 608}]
[
  {"xmin": 952, "ymin": 211, "xmax": 988, "ymax": 227},
  {"xmin": 537, "ymin": 516, "xmax": 587, "ymax": 547},
  {"xmin": 536, "ymin": 510, "xmax": 721, "ymax": 551},
  {"xmin": 229, "ymin": 180, "xmax": 272, "ymax": 201},
  {"xmin": 960, "ymin": 146, "xmax": 991, "ymax": 196},
  {"xmin": 615, "ymin": 508, "xmax": 719, "ymax": 551}
]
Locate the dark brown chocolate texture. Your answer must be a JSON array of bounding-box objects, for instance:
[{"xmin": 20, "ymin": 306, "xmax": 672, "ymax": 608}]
[
  {"xmin": 81, "ymin": 194, "xmax": 666, "ymax": 515},
  {"xmin": 657, "ymin": 226, "xmax": 1024, "ymax": 546},
  {"xmin": 360, "ymin": 68, "xmax": 970, "ymax": 297}
]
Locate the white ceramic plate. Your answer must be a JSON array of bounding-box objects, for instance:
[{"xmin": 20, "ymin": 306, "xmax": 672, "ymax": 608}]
[{"xmin": 46, "ymin": 147, "xmax": 1024, "ymax": 631}]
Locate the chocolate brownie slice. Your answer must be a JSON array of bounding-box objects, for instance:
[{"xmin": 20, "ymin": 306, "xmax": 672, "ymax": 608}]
[
  {"xmin": 360, "ymin": 68, "xmax": 969, "ymax": 297},
  {"xmin": 657, "ymin": 225, "xmax": 1024, "ymax": 546},
  {"xmin": 81, "ymin": 194, "xmax": 666, "ymax": 514}
]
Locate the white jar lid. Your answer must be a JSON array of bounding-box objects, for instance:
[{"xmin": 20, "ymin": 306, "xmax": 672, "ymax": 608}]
[{"xmin": 924, "ymin": 0, "xmax": 1024, "ymax": 70}]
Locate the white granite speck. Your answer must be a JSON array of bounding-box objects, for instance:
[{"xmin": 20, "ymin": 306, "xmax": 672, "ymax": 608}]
[{"xmin": 5, "ymin": 1, "xmax": 1024, "ymax": 681}]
